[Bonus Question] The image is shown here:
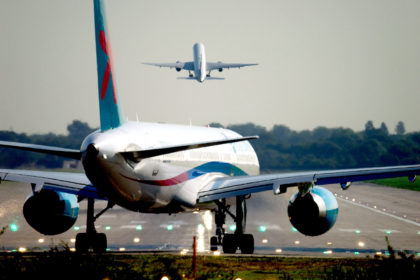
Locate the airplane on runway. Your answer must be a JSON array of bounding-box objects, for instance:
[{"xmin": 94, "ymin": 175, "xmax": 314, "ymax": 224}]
[
  {"xmin": 143, "ymin": 42, "xmax": 258, "ymax": 82},
  {"xmin": 1, "ymin": 0, "xmax": 420, "ymax": 254}
]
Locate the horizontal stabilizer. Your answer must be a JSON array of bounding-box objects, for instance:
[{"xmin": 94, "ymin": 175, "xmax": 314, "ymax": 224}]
[
  {"xmin": 0, "ymin": 141, "xmax": 81, "ymax": 160},
  {"xmin": 177, "ymin": 77, "xmax": 197, "ymax": 80},
  {"xmin": 120, "ymin": 135, "xmax": 258, "ymax": 161},
  {"xmin": 206, "ymin": 77, "xmax": 225, "ymax": 80}
]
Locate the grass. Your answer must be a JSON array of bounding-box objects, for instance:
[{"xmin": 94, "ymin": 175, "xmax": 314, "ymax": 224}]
[
  {"xmin": 367, "ymin": 177, "xmax": 420, "ymax": 192},
  {"xmin": 0, "ymin": 238, "xmax": 420, "ymax": 280}
]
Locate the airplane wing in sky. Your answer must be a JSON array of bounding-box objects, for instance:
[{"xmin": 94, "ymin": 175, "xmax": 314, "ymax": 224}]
[
  {"xmin": 206, "ymin": 62, "xmax": 258, "ymax": 71},
  {"xmin": 142, "ymin": 61, "xmax": 194, "ymax": 71},
  {"xmin": 197, "ymin": 164, "xmax": 420, "ymax": 203}
]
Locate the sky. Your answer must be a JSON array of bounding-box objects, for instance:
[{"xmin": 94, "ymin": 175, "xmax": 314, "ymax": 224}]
[{"xmin": 0, "ymin": 0, "xmax": 419, "ymax": 135}]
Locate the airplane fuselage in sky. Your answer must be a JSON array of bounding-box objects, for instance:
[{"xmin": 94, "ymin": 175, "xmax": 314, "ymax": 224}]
[
  {"xmin": 143, "ymin": 43, "xmax": 258, "ymax": 82},
  {"xmin": 193, "ymin": 43, "xmax": 206, "ymax": 82}
]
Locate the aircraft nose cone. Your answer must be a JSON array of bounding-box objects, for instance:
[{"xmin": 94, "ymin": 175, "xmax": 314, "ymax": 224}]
[
  {"xmin": 82, "ymin": 143, "xmax": 99, "ymax": 163},
  {"xmin": 86, "ymin": 144, "xmax": 99, "ymax": 157}
]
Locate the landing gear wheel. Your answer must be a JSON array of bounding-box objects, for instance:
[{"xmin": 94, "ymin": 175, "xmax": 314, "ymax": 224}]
[
  {"xmin": 210, "ymin": 236, "xmax": 218, "ymax": 251},
  {"xmin": 75, "ymin": 232, "xmax": 107, "ymax": 253},
  {"xmin": 222, "ymin": 234, "xmax": 237, "ymax": 254},
  {"xmin": 92, "ymin": 233, "xmax": 107, "ymax": 253},
  {"xmin": 75, "ymin": 198, "xmax": 112, "ymax": 253},
  {"xmin": 239, "ymin": 234, "xmax": 254, "ymax": 254},
  {"xmin": 75, "ymin": 233, "xmax": 89, "ymax": 253}
]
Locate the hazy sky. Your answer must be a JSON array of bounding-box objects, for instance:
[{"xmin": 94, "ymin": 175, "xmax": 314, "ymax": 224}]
[{"xmin": 1, "ymin": 0, "xmax": 419, "ymax": 135}]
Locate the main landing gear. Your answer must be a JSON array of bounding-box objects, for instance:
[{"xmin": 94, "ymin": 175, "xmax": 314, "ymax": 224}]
[
  {"xmin": 210, "ymin": 196, "xmax": 254, "ymax": 254},
  {"xmin": 75, "ymin": 198, "xmax": 114, "ymax": 253}
]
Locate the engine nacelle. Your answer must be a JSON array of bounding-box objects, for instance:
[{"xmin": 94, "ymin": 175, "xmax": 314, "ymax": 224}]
[
  {"xmin": 287, "ymin": 186, "xmax": 338, "ymax": 236},
  {"xmin": 176, "ymin": 61, "xmax": 181, "ymax": 72},
  {"xmin": 23, "ymin": 189, "xmax": 79, "ymax": 235}
]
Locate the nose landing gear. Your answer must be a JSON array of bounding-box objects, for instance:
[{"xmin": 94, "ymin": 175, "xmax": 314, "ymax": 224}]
[
  {"xmin": 75, "ymin": 198, "xmax": 114, "ymax": 253},
  {"xmin": 210, "ymin": 196, "xmax": 254, "ymax": 254}
]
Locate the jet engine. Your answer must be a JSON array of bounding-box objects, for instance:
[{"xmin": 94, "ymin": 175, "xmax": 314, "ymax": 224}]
[
  {"xmin": 176, "ymin": 61, "xmax": 181, "ymax": 72},
  {"xmin": 218, "ymin": 61, "xmax": 223, "ymax": 72},
  {"xmin": 23, "ymin": 189, "xmax": 79, "ymax": 235},
  {"xmin": 287, "ymin": 186, "xmax": 338, "ymax": 236}
]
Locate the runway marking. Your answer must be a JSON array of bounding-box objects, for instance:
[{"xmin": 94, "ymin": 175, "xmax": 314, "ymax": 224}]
[
  {"xmin": 337, "ymin": 228, "xmax": 366, "ymax": 233},
  {"xmin": 129, "ymin": 220, "xmax": 149, "ymax": 224},
  {"xmin": 120, "ymin": 225, "xmax": 140, "ymax": 229},
  {"xmin": 337, "ymin": 196, "xmax": 420, "ymax": 227},
  {"xmin": 100, "ymin": 214, "xmax": 117, "ymax": 218}
]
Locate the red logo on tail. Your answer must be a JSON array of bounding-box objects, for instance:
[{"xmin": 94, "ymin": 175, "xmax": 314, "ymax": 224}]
[{"xmin": 99, "ymin": 30, "xmax": 117, "ymax": 104}]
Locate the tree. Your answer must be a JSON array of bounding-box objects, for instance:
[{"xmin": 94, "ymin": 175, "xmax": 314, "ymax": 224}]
[
  {"xmin": 67, "ymin": 120, "xmax": 96, "ymax": 145},
  {"xmin": 365, "ymin": 120, "xmax": 375, "ymax": 132},
  {"xmin": 380, "ymin": 122, "xmax": 389, "ymax": 135},
  {"xmin": 208, "ymin": 122, "xmax": 224, "ymax": 128},
  {"xmin": 395, "ymin": 121, "xmax": 406, "ymax": 135}
]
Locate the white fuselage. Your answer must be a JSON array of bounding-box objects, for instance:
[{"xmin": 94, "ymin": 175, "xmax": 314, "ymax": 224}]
[
  {"xmin": 193, "ymin": 43, "xmax": 206, "ymax": 82},
  {"xmin": 81, "ymin": 122, "xmax": 259, "ymax": 213}
]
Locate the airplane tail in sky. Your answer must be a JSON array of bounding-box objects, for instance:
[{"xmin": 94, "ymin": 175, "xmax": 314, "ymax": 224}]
[{"xmin": 93, "ymin": 0, "xmax": 125, "ymax": 131}]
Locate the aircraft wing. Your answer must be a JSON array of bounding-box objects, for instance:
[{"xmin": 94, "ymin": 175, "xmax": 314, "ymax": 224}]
[
  {"xmin": 206, "ymin": 62, "xmax": 258, "ymax": 71},
  {"xmin": 120, "ymin": 135, "xmax": 258, "ymax": 161},
  {"xmin": 0, "ymin": 169, "xmax": 103, "ymax": 200},
  {"xmin": 197, "ymin": 164, "xmax": 420, "ymax": 203},
  {"xmin": 142, "ymin": 61, "xmax": 195, "ymax": 71},
  {"xmin": 0, "ymin": 140, "xmax": 81, "ymax": 159}
]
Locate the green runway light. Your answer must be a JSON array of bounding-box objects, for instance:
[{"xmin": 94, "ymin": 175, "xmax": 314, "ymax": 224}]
[
  {"xmin": 355, "ymin": 230, "xmax": 361, "ymax": 234},
  {"xmin": 354, "ymin": 252, "xmax": 360, "ymax": 255},
  {"xmin": 258, "ymin": 226, "xmax": 267, "ymax": 232},
  {"xmin": 136, "ymin": 225, "xmax": 143, "ymax": 231},
  {"xmin": 167, "ymin": 225, "xmax": 173, "ymax": 231},
  {"xmin": 386, "ymin": 230, "xmax": 392, "ymax": 235},
  {"xmin": 229, "ymin": 225, "xmax": 236, "ymax": 232},
  {"xmin": 73, "ymin": 226, "xmax": 80, "ymax": 231},
  {"xmin": 10, "ymin": 224, "xmax": 18, "ymax": 232},
  {"xmin": 105, "ymin": 226, "xmax": 111, "ymax": 230},
  {"xmin": 291, "ymin": 227, "xmax": 298, "ymax": 232}
]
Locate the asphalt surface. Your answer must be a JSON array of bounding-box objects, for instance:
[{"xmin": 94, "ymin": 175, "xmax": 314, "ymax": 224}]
[{"xmin": 1, "ymin": 180, "xmax": 420, "ymax": 257}]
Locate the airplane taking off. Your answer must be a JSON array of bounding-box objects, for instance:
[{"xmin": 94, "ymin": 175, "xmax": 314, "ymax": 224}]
[
  {"xmin": 1, "ymin": 0, "xmax": 420, "ymax": 254},
  {"xmin": 143, "ymin": 42, "xmax": 258, "ymax": 82}
]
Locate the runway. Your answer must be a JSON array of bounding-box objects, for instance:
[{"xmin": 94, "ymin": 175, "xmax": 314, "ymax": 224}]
[{"xmin": 1, "ymin": 180, "xmax": 420, "ymax": 257}]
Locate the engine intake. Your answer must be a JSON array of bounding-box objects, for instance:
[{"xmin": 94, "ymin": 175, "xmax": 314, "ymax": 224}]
[
  {"xmin": 287, "ymin": 186, "xmax": 338, "ymax": 236},
  {"xmin": 23, "ymin": 189, "xmax": 79, "ymax": 235}
]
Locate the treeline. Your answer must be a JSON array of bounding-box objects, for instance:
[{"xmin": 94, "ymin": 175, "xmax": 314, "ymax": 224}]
[
  {"xmin": 212, "ymin": 121, "xmax": 420, "ymax": 171},
  {"xmin": 0, "ymin": 120, "xmax": 419, "ymax": 171},
  {"xmin": 0, "ymin": 120, "xmax": 95, "ymax": 168}
]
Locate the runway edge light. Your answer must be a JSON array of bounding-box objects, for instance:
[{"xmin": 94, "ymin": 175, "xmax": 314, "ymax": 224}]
[{"xmin": 10, "ymin": 224, "xmax": 18, "ymax": 232}]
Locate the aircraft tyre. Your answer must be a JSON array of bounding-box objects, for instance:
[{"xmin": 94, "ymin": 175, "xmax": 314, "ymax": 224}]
[
  {"xmin": 93, "ymin": 233, "xmax": 107, "ymax": 253},
  {"xmin": 222, "ymin": 234, "xmax": 237, "ymax": 254},
  {"xmin": 210, "ymin": 236, "xmax": 218, "ymax": 251},
  {"xmin": 75, "ymin": 233, "xmax": 89, "ymax": 253},
  {"xmin": 75, "ymin": 232, "xmax": 107, "ymax": 253},
  {"xmin": 239, "ymin": 234, "xmax": 254, "ymax": 254}
]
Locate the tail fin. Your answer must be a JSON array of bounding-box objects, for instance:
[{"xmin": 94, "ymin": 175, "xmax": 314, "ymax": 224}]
[{"xmin": 93, "ymin": 0, "xmax": 125, "ymax": 131}]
